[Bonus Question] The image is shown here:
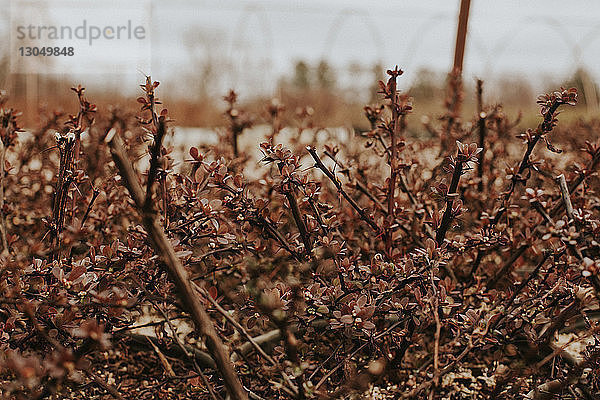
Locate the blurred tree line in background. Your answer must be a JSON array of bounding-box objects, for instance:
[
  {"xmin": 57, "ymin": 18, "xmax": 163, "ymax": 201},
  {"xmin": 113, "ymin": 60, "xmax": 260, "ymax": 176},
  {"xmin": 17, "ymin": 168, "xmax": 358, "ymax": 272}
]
[{"xmin": 0, "ymin": 50, "xmax": 598, "ymax": 129}]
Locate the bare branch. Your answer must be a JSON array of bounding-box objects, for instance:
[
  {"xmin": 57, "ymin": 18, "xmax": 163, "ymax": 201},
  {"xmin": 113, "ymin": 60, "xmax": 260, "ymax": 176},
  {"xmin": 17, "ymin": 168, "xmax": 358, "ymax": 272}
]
[{"xmin": 108, "ymin": 129, "xmax": 248, "ymax": 400}]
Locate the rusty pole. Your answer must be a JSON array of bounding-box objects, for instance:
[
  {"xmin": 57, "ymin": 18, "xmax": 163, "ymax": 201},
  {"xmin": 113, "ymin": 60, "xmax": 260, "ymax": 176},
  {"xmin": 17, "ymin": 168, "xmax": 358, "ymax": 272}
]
[
  {"xmin": 440, "ymin": 0, "xmax": 471, "ymax": 156},
  {"xmin": 453, "ymin": 0, "xmax": 471, "ymax": 74}
]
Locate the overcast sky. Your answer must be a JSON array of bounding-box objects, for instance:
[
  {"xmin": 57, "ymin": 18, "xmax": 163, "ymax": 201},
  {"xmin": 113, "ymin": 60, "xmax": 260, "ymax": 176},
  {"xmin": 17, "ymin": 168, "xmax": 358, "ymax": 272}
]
[
  {"xmin": 4, "ymin": 0, "xmax": 600, "ymax": 97},
  {"xmin": 147, "ymin": 0, "xmax": 600, "ymax": 95}
]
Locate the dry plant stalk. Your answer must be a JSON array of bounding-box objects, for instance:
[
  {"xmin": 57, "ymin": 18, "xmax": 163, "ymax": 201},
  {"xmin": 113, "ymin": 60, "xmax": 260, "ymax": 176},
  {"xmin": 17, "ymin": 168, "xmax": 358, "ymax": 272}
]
[
  {"xmin": 0, "ymin": 137, "xmax": 8, "ymax": 255},
  {"xmin": 107, "ymin": 77, "xmax": 247, "ymax": 400},
  {"xmin": 50, "ymin": 131, "xmax": 75, "ymax": 255},
  {"xmin": 108, "ymin": 130, "xmax": 248, "ymax": 400},
  {"xmin": 434, "ymin": 142, "xmax": 481, "ymax": 245}
]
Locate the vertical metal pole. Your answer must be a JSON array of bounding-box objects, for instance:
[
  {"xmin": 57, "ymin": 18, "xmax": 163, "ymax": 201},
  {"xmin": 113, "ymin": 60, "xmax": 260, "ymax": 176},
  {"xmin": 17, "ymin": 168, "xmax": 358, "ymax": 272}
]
[
  {"xmin": 453, "ymin": 0, "xmax": 471, "ymax": 74},
  {"xmin": 440, "ymin": 0, "xmax": 471, "ymax": 156}
]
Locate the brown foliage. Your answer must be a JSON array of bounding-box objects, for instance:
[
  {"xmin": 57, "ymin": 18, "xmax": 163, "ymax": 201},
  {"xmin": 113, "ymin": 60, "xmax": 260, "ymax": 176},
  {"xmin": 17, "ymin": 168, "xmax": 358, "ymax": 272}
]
[{"xmin": 0, "ymin": 68, "xmax": 598, "ymax": 400}]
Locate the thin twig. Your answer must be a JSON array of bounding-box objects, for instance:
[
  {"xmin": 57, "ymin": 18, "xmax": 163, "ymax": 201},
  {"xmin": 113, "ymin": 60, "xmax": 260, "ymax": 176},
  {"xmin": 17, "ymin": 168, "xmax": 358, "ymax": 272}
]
[
  {"xmin": 146, "ymin": 336, "xmax": 176, "ymax": 377},
  {"xmin": 125, "ymin": 333, "xmax": 216, "ymax": 369},
  {"xmin": 284, "ymin": 190, "xmax": 312, "ymax": 256},
  {"xmin": 0, "ymin": 137, "xmax": 8, "ymax": 255},
  {"xmin": 487, "ymin": 244, "xmax": 529, "ymax": 289},
  {"xmin": 436, "ymin": 159, "xmax": 463, "ymax": 245},
  {"xmin": 315, "ymin": 342, "xmax": 368, "ymax": 390},
  {"xmin": 308, "ymin": 342, "xmax": 343, "ymax": 381},
  {"xmin": 430, "ymin": 268, "xmax": 441, "ymax": 390},
  {"xmin": 218, "ymin": 182, "xmax": 303, "ymax": 261},
  {"xmin": 232, "ymin": 329, "xmax": 282, "ymax": 362},
  {"xmin": 476, "ymin": 79, "xmax": 486, "ymax": 193},
  {"xmin": 80, "ymin": 187, "xmax": 100, "ymax": 229},
  {"xmin": 531, "ymin": 200, "xmax": 554, "ymax": 225},
  {"xmin": 323, "ymin": 150, "xmax": 386, "ymax": 211},
  {"xmin": 314, "ymin": 318, "xmax": 408, "ymax": 392},
  {"xmin": 491, "ymin": 100, "xmax": 565, "ymax": 226},
  {"xmin": 506, "ymin": 252, "xmax": 551, "ymax": 312},
  {"xmin": 550, "ymin": 146, "xmax": 600, "ymax": 219},
  {"xmin": 468, "ymin": 249, "xmax": 485, "ymax": 279},
  {"xmin": 307, "ymin": 146, "xmax": 381, "ymax": 234},
  {"xmin": 198, "ymin": 288, "xmax": 278, "ymax": 366},
  {"xmin": 145, "ymin": 119, "xmax": 166, "ymax": 211},
  {"xmin": 556, "ymin": 174, "xmax": 575, "ymax": 223},
  {"xmin": 323, "ymin": 150, "xmax": 426, "ymax": 245},
  {"xmin": 386, "ymin": 74, "xmax": 401, "ymax": 256},
  {"xmin": 539, "ymin": 298, "xmax": 580, "ymax": 345}
]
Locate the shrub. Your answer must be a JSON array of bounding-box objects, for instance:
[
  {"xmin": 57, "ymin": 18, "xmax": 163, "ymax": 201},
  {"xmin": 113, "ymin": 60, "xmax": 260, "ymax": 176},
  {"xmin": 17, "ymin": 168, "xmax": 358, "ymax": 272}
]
[{"xmin": 0, "ymin": 68, "xmax": 598, "ymax": 400}]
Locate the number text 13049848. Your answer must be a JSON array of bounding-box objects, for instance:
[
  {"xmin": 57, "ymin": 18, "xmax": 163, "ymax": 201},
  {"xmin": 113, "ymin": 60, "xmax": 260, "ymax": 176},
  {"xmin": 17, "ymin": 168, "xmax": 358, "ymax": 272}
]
[{"xmin": 18, "ymin": 47, "xmax": 74, "ymax": 56}]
